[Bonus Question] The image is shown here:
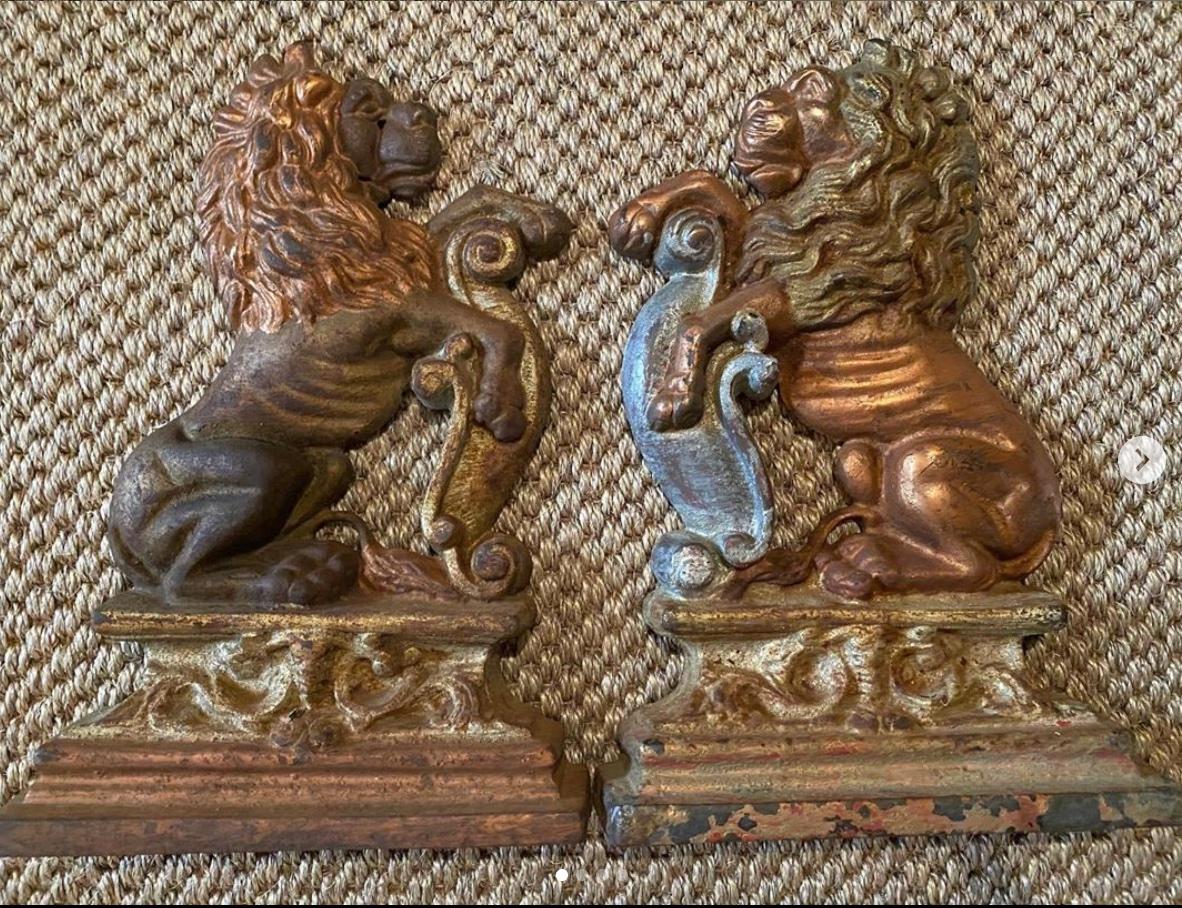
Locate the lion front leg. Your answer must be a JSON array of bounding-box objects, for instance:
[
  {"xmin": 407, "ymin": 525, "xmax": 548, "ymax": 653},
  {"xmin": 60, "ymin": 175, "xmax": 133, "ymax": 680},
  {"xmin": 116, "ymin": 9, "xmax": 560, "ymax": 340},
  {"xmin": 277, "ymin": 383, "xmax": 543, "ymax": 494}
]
[
  {"xmin": 648, "ymin": 278, "xmax": 790, "ymax": 431},
  {"xmin": 399, "ymin": 292, "xmax": 528, "ymax": 442}
]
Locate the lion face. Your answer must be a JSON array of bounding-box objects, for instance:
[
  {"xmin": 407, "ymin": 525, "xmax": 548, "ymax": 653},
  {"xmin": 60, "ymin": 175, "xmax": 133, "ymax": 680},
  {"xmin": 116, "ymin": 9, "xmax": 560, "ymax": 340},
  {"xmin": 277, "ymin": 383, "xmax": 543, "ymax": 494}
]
[
  {"xmin": 735, "ymin": 41, "xmax": 980, "ymax": 331},
  {"xmin": 732, "ymin": 67, "xmax": 857, "ymax": 198},
  {"xmin": 196, "ymin": 43, "xmax": 436, "ymax": 334},
  {"xmin": 339, "ymin": 78, "xmax": 442, "ymax": 206}
]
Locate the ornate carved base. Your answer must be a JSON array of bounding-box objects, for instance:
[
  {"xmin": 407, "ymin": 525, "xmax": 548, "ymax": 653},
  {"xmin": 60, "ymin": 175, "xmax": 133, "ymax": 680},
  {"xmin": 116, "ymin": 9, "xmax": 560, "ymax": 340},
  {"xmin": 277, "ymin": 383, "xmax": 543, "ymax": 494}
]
[
  {"xmin": 599, "ymin": 584, "xmax": 1182, "ymax": 848},
  {"xmin": 0, "ymin": 593, "xmax": 589, "ymax": 856}
]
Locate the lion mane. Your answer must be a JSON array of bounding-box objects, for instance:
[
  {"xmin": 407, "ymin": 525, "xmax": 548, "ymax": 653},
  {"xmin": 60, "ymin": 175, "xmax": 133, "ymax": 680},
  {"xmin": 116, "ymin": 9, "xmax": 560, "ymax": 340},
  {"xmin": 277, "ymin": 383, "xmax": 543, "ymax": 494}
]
[
  {"xmin": 196, "ymin": 42, "xmax": 434, "ymax": 333},
  {"xmin": 737, "ymin": 40, "xmax": 980, "ymax": 330}
]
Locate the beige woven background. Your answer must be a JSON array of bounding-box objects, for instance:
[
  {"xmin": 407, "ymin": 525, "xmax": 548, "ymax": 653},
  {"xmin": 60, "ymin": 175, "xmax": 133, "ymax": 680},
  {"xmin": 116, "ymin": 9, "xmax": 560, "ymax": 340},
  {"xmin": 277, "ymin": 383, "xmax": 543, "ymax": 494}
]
[{"xmin": 2, "ymin": 0, "xmax": 1180, "ymax": 902}]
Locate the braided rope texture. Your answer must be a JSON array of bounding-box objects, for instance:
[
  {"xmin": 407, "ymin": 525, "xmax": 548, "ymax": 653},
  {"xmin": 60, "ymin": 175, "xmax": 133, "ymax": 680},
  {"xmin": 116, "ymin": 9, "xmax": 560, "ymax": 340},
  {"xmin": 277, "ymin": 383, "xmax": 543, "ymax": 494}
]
[{"xmin": 2, "ymin": 1, "xmax": 1180, "ymax": 902}]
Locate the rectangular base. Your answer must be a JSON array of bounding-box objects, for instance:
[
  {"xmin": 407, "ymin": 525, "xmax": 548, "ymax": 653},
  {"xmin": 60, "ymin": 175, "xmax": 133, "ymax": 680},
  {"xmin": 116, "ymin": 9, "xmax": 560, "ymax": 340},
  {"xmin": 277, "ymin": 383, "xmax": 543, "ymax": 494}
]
[
  {"xmin": 1, "ymin": 738, "xmax": 589, "ymax": 856},
  {"xmin": 603, "ymin": 584, "xmax": 1182, "ymax": 848},
  {"xmin": 598, "ymin": 720, "xmax": 1182, "ymax": 848}
]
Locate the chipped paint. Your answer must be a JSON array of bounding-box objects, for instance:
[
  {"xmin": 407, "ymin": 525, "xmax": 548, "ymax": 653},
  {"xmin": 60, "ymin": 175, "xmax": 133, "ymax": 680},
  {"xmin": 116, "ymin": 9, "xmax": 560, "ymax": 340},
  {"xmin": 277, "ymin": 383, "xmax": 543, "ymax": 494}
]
[{"xmin": 603, "ymin": 789, "xmax": 1182, "ymax": 847}]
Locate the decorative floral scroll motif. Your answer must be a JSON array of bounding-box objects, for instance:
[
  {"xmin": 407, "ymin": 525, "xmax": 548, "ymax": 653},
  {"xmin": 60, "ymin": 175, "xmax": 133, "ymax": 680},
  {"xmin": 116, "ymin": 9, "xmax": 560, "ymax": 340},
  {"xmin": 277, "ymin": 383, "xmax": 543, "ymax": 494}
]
[
  {"xmin": 691, "ymin": 628, "xmax": 864, "ymax": 724},
  {"xmin": 686, "ymin": 626, "xmax": 1062, "ymax": 731},
  {"xmin": 884, "ymin": 629, "xmax": 1054, "ymax": 725},
  {"xmin": 103, "ymin": 632, "xmax": 484, "ymax": 752}
]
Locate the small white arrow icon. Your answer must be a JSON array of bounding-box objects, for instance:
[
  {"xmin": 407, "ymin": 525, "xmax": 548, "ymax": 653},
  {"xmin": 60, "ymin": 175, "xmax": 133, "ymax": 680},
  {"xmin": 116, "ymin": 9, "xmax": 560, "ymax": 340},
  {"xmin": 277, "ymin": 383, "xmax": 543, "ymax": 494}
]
[{"xmin": 1119, "ymin": 436, "xmax": 1167, "ymax": 485}]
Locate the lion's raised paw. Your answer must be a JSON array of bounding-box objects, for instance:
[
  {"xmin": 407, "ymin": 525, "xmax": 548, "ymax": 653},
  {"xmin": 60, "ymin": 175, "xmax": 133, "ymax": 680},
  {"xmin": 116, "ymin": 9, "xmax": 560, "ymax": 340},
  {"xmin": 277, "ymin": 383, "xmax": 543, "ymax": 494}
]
[
  {"xmin": 647, "ymin": 375, "xmax": 705, "ymax": 432},
  {"xmin": 608, "ymin": 200, "xmax": 661, "ymax": 262},
  {"xmin": 474, "ymin": 382, "xmax": 527, "ymax": 442}
]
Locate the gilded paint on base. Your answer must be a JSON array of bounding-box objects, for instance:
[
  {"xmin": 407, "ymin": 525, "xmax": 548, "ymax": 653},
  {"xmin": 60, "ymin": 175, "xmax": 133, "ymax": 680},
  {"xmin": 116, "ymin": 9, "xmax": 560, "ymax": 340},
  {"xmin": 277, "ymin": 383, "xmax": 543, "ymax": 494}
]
[{"xmin": 0, "ymin": 594, "xmax": 589, "ymax": 856}]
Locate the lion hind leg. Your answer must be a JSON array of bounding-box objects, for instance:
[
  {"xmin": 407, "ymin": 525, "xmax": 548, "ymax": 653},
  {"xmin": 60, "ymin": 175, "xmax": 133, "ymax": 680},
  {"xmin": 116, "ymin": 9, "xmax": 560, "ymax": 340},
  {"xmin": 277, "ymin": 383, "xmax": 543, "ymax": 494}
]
[
  {"xmin": 818, "ymin": 529, "xmax": 1000, "ymax": 599},
  {"xmin": 816, "ymin": 434, "xmax": 1053, "ymax": 597},
  {"xmin": 112, "ymin": 430, "xmax": 360, "ymax": 605}
]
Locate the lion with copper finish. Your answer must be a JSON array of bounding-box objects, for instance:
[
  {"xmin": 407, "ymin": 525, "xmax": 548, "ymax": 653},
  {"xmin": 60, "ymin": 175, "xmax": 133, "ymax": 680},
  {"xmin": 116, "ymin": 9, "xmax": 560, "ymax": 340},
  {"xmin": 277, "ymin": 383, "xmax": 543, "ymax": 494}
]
[{"xmin": 610, "ymin": 41, "xmax": 1061, "ymax": 599}]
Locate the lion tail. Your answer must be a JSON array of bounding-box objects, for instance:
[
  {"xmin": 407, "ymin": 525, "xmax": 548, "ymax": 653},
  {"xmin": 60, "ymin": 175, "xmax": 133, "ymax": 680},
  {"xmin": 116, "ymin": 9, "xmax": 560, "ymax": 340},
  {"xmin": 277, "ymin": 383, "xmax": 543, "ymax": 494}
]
[{"xmin": 795, "ymin": 505, "xmax": 876, "ymax": 565}]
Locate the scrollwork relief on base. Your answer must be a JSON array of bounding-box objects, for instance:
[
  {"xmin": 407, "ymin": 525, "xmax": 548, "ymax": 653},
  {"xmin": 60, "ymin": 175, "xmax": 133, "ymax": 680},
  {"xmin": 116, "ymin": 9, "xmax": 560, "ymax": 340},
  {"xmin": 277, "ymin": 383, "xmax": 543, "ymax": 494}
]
[
  {"xmin": 96, "ymin": 635, "xmax": 488, "ymax": 753},
  {"xmin": 680, "ymin": 627, "xmax": 1072, "ymax": 733}
]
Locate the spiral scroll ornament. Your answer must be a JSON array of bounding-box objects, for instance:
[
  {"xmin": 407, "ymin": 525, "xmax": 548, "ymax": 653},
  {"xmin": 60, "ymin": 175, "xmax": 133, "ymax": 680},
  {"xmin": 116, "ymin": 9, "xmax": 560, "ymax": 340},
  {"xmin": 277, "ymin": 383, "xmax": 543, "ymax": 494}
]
[{"xmin": 413, "ymin": 191, "xmax": 564, "ymax": 600}]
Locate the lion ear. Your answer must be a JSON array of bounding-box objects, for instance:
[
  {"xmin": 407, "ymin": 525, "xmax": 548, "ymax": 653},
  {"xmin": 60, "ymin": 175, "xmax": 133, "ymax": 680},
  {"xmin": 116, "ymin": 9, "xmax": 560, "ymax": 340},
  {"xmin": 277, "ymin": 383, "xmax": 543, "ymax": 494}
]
[
  {"xmin": 340, "ymin": 78, "xmax": 390, "ymax": 115},
  {"xmin": 295, "ymin": 73, "xmax": 335, "ymax": 108},
  {"xmin": 250, "ymin": 124, "xmax": 277, "ymax": 170},
  {"xmin": 786, "ymin": 67, "xmax": 838, "ymax": 104},
  {"xmin": 914, "ymin": 66, "xmax": 951, "ymax": 101},
  {"xmin": 861, "ymin": 39, "xmax": 903, "ymax": 70},
  {"xmin": 933, "ymin": 90, "xmax": 969, "ymax": 125}
]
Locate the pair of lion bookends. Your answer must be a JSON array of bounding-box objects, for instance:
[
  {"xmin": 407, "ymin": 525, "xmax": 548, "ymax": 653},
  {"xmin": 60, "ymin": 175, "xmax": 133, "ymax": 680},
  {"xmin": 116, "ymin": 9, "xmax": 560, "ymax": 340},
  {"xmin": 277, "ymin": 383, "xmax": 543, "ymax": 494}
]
[{"xmin": 1, "ymin": 41, "xmax": 1180, "ymax": 857}]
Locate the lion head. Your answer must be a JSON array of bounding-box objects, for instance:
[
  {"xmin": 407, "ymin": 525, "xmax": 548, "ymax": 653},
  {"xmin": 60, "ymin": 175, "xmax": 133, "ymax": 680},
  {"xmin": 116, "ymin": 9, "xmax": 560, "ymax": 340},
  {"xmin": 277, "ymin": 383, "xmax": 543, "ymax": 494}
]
[
  {"xmin": 733, "ymin": 40, "xmax": 980, "ymax": 330},
  {"xmin": 196, "ymin": 42, "xmax": 441, "ymax": 333}
]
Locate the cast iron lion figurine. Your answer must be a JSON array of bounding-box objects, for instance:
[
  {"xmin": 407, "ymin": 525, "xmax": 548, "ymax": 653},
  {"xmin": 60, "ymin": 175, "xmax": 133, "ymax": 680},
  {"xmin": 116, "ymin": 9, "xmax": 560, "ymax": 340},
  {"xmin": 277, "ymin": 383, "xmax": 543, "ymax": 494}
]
[
  {"xmin": 611, "ymin": 40, "xmax": 1061, "ymax": 599},
  {"xmin": 108, "ymin": 43, "xmax": 566, "ymax": 605}
]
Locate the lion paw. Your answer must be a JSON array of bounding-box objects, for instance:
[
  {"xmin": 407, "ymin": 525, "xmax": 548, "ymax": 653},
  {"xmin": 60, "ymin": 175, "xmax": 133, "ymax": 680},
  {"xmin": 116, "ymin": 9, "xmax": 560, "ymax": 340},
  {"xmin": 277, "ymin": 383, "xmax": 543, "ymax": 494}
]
[
  {"xmin": 817, "ymin": 533, "xmax": 898, "ymax": 599},
  {"xmin": 608, "ymin": 199, "xmax": 661, "ymax": 262},
  {"xmin": 474, "ymin": 389, "xmax": 527, "ymax": 443},
  {"xmin": 253, "ymin": 540, "xmax": 360, "ymax": 605},
  {"xmin": 818, "ymin": 559, "xmax": 876, "ymax": 599},
  {"xmin": 515, "ymin": 203, "xmax": 575, "ymax": 262}
]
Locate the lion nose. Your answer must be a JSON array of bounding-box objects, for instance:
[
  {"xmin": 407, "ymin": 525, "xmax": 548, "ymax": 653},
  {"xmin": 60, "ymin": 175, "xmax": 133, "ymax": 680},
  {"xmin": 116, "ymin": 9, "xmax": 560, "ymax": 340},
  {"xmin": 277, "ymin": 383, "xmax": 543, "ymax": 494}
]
[{"xmin": 386, "ymin": 101, "xmax": 436, "ymax": 131}]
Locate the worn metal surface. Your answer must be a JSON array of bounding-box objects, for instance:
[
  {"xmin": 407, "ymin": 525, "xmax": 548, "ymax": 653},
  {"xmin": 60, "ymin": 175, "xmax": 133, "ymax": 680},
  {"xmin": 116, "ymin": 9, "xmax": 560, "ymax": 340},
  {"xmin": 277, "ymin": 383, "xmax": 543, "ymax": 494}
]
[
  {"xmin": 1, "ymin": 735, "xmax": 589, "ymax": 856},
  {"xmin": 599, "ymin": 587, "xmax": 1182, "ymax": 849},
  {"xmin": 603, "ymin": 791, "xmax": 1182, "ymax": 848},
  {"xmin": 619, "ymin": 207, "xmax": 777, "ymax": 596},
  {"xmin": 602, "ymin": 39, "xmax": 1182, "ymax": 849},
  {"xmin": 1, "ymin": 593, "xmax": 591, "ymax": 856},
  {"xmin": 94, "ymin": 590, "xmax": 534, "ymax": 643},
  {"xmin": 612, "ymin": 39, "xmax": 1061, "ymax": 600},
  {"xmin": 646, "ymin": 583, "xmax": 1065, "ymax": 640},
  {"xmin": 0, "ymin": 41, "xmax": 587, "ymax": 856}
]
